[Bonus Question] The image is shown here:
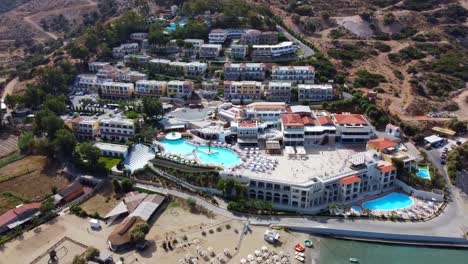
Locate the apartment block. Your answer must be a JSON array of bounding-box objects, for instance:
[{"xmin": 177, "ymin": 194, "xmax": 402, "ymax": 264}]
[
  {"xmin": 251, "ymin": 42, "xmax": 298, "ymax": 61},
  {"xmin": 112, "ymin": 43, "xmax": 140, "ymax": 58},
  {"xmin": 167, "ymin": 80, "xmax": 194, "ymax": 98},
  {"xmin": 98, "ymin": 82, "xmax": 135, "ymax": 98},
  {"xmin": 271, "ymin": 66, "xmax": 315, "ymax": 84},
  {"xmin": 98, "ymin": 118, "xmax": 135, "ymax": 141},
  {"xmin": 224, "ymin": 81, "xmax": 262, "ymax": 103},
  {"xmin": 240, "ymin": 30, "xmax": 278, "ymax": 45},
  {"xmin": 298, "ymin": 84, "xmax": 334, "ymax": 102},
  {"xmin": 223, "ymin": 63, "xmax": 266, "ymax": 81},
  {"xmin": 135, "ymin": 80, "xmax": 167, "ymax": 97},
  {"xmin": 265, "ymin": 82, "xmax": 292, "ymax": 102}
]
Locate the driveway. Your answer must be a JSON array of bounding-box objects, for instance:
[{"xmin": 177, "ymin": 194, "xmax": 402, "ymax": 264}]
[{"xmin": 276, "ymin": 25, "xmax": 314, "ymax": 58}]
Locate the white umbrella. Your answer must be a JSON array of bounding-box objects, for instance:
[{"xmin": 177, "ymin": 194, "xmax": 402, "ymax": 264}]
[
  {"xmin": 265, "ymin": 260, "xmax": 272, "ymax": 264},
  {"xmin": 255, "ymin": 250, "xmax": 261, "ymax": 256},
  {"xmin": 208, "ymin": 247, "xmax": 213, "ymax": 252},
  {"xmin": 279, "ymin": 251, "xmax": 284, "ymax": 257},
  {"xmin": 263, "ymin": 252, "xmax": 269, "ymax": 258},
  {"xmin": 257, "ymin": 257, "xmax": 263, "ymax": 262},
  {"xmin": 273, "ymin": 255, "xmax": 279, "ymax": 261},
  {"xmin": 282, "ymin": 257, "xmax": 288, "ymax": 263},
  {"xmin": 248, "ymin": 255, "xmax": 255, "ymax": 261},
  {"xmin": 179, "ymin": 259, "xmax": 186, "ymax": 264},
  {"xmin": 224, "ymin": 248, "xmax": 230, "ymax": 255},
  {"xmin": 241, "ymin": 259, "xmax": 247, "ymax": 264}
]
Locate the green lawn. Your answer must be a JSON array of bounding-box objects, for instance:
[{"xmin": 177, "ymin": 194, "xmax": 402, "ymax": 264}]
[
  {"xmin": 99, "ymin": 157, "xmax": 122, "ymax": 170},
  {"xmin": 297, "ymin": 48, "xmax": 305, "ymax": 56}
]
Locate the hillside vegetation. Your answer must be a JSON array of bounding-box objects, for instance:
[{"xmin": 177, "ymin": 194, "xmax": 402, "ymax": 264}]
[{"xmin": 0, "ymin": 0, "xmax": 29, "ymax": 13}]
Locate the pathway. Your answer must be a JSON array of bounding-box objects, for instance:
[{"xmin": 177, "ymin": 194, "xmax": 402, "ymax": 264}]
[{"xmin": 275, "ymin": 25, "xmax": 314, "ymax": 58}]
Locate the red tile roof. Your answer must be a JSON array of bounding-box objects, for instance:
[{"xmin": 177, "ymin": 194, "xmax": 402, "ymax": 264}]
[
  {"xmin": 302, "ymin": 116, "xmax": 315, "ymax": 126},
  {"xmin": 0, "ymin": 203, "xmax": 41, "ymax": 227},
  {"xmin": 281, "ymin": 114, "xmax": 304, "ymax": 127},
  {"xmin": 239, "ymin": 122, "xmax": 257, "ymax": 128},
  {"xmin": 334, "ymin": 114, "xmax": 367, "ymax": 125},
  {"xmin": 368, "ymin": 138, "xmax": 397, "ymax": 151},
  {"xmin": 251, "ymin": 104, "xmax": 286, "ymax": 110},
  {"xmin": 70, "ymin": 117, "xmax": 85, "ymax": 123},
  {"xmin": 316, "ymin": 116, "xmax": 334, "ymax": 126},
  {"xmin": 339, "ymin": 175, "xmax": 361, "ymax": 185},
  {"xmin": 378, "ymin": 165, "xmax": 396, "ymax": 173}
]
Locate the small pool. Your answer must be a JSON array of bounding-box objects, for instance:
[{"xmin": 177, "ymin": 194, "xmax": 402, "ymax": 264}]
[
  {"xmin": 166, "ymin": 22, "xmax": 186, "ymax": 33},
  {"xmin": 416, "ymin": 166, "xmax": 431, "ymax": 180},
  {"xmin": 160, "ymin": 139, "xmax": 241, "ymax": 167},
  {"xmin": 362, "ymin": 193, "xmax": 413, "ymax": 211},
  {"xmin": 351, "ymin": 206, "xmax": 362, "ymax": 213}
]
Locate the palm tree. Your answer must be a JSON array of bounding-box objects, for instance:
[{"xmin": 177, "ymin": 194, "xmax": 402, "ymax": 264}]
[
  {"xmin": 364, "ymin": 208, "xmax": 372, "ymax": 217},
  {"xmin": 328, "ymin": 204, "xmax": 339, "ymax": 215},
  {"xmin": 207, "ymin": 141, "xmax": 212, "ymax": 153}
]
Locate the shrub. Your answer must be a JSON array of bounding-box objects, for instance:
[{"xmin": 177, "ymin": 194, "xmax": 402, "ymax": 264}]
[
  {"xmin": 84, "ymin": 247, "xmax": 100, "ymax": 261},
  {"xmin": 209, "ymin": 229, "xmax": 214, "ymax": 234},
  {"xmin": 216, "ymin": 226, "xmax": 222, "ymax": 232},
  {"xmin": 353, "ymin": 70, "xmax": 386, "ymax": 88},
  {"xmin": 201, "ymin": 231, "xmax": 207, "ymax": 236},
  {"xmin": 225, "ymin": 224, "xmax": 231, "ymax": 230}
]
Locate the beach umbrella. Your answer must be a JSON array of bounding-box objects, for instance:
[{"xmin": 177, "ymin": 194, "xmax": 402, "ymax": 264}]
[
  {"xmin": 282, "ymin": 257, "xmax": 288, "ymax": 263},
  {"xmin": 248, "ymin": 254, "xmax": 255, "ymax": 261},
  {"xmin": 265, "ymin": 260, "xmax": 272, "ymax": 264},
  {"xmin": 241, "ymin": 259, "xmax": 247, "ymax": 264},
  {"xmin": 263, "ymin": 252, "xmax": 269, "ymax": 258},
  {"xmin": 179, "ymin": 259, "xmax": 186, "ymax": 264},
  {"xmin": 196, "ymin": 246, "xmax": 202, "ymax": 252},
  {"xmin": 279, "ymin": 251, "xmax": 284, "ymax": 257},
  {"xmin": 224, "ymin": 248, "xmax": 230, "ymax": 255},
  {"xmin": 191, "ymin": 259, "xmax": 198, "ymax": 264},
  {"xmin": 255, "ymin": 250, "xmax": 261, "ymax": 256},
  {"xmin": 257, "ymin": 257, "xmax": 263, "ymax": 262},
  {"xmin": 273, "ymin": 255, "xmax": 279, "ymax": 261}
]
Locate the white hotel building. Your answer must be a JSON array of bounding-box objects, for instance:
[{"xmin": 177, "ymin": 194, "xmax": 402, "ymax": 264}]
[
  {"xmin": 223, "ymin": 63, "xmax": 267, "ymax": 81},
  {"xmin": 98, "ymin": 118, "xmax": 135, "ymax": 142},
  {"xmin": 264, "ymin": 82, "xmax": 292, "ymax": 102},
  {"xmin": 251, "ymin": 42, "xmax": 298, "ymax": 61},
  {"xmin": 298, "ymin": 84, "xmax": 334, "ymax": 102},
  {"xmin": 271, "ymin": 66, "xmax": 315, "ymax": 84}
]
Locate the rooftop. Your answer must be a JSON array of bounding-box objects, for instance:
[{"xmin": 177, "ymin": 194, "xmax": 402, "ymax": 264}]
[
  {"xmin": 333, "ymin": 114, "xmax": 367, "ymax": 125},
  {"xmin": 368, "ymin": 138, "xmax": 398, "ymax": 151},
  {"xmin": 236, "ymin": 145, "xmax": 365, "ymax": 184},
  {"xmin": 339, "ymin": 175, "xmax": 361, "ymax": 185},
  {"xmin": 94, "ymin": 142, "xmax": 129, "ymax": 153}
]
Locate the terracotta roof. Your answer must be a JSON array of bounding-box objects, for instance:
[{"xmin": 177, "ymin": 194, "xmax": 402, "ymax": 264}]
[
  {"xmin": 70, "ymin": 117, "xmax": 85, "ymax": 124},
  {"xmin": 333, "ymin": 114, "xmax": 367, "ymax": 125},
  {"xmin": 386, "ymin": 124, "xmax": 399, "ymax": 129},
  {"xmin": 378, "ymin": 165, "xmax": 396, "ymax": 173},
  {"xmin": 58, "ymin": 181, "xmax": 84, "ymax": 202},
  {"xmin": 239, "ymin": 122, "xmax": 256, "ymax": 128},
  {"xmin": 339, "ymin": 175, "xmax": 361, "ymax": 185},
  {"xmin": 316, "ymin": 116, "xmax": 334, "ymax": 126},
  {"xmin": 250, "ymin": 104, "xmax": 286, "ymax": 110},
  {"xmin": 281, "ymin": 114, "xmax": 304, "ymax": 127},
  {"xmin": 301, "ymin": 116, "xmax": 315, "ymax": 126},
  {"xmin": 0, "ymin": 203, "xmax": 41, "ymax": 227},
  {"xmin": 368, "ymin": 138, "xmax": 397, "ymax": 151}
]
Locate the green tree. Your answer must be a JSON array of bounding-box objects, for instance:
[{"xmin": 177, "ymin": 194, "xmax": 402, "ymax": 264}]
[
  {"xmin": 18, "ymin": 131, "xmax": 34, "ymax": 153},
  {"xmin": 112, "ymin": 178, "xmax": 122, "ymax": 193},
  {"xmin": 121, "ymin": 178, "xmax": 133, "ymax": 193},
  {"xmin": 142, "ymin": 96, "xmax": 163, "ymax": 119},
  {"xmin": 43, "ymin": 95, "xmax": 68, "ymax": 115},
  {"xmin": 75, "ymin": 142, "xmax": 101, "ymax": 164},
  {"xmin": 84, "ymin": 247, "xmax": 100, "ymax": 261},
  {"xmin": 53, "ymin": 128, "xmax": 77, "ymax": 158},
  {"xmin": 40, "ymin": 197, "xmax": 55, "ymax": 216},
  {"xmin": 72, "ymin": 256, "xmax": 86, "ymax": 264},
  {"xmin": 148, "ymin": 23, "xmax": 168, "ymax": 46},
  {"xmin": 34, "ymin": 110, "xmax": 64, "ymax": 139}
]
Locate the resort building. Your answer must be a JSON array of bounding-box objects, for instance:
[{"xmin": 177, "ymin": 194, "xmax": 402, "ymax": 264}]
[
  {"xmin": 230, "ymin": 121, "xmax": 263, "ymax": 146},
  {"xmin": 129, "ymin": 33, "xmax": 148, "ymax": 41},
  {"xmin": 245, "ymin": 102, "xmax": 289, "ymax": 126},
  {"xmin": 149, "ymin": 59, "xmax": 207, "ymax": 77},
  {"xmin": 240, "ymin": 30, "xmax": 278, "ymax": 45},
  {"xmin": 198, "ymin": 44, "xmax": 222, "ymax": 58},
  {"xmin": 69, "ymin": 117, "xmax": 99, "ymax": 141},
  {"xmin": 135, "ymin": 80, "xmax": 167, "ymax": 97},
  {"xmin": 298, "ymin": 84, "xmax": 334, "ymax": 102},
  {"xmin": 223, "ymin": 63, "xmax": 267, "ymax": 81},
  {"xmin": 97, "ymin": 82, "xmax": 135, "ymax": 99},
  {"xmin": 367, "ymin": 138, "xmax": 417, "ymax": 171},
  {"xmin": 271, "ymin": 66, "xmax": 315, "ymax": 84},
  {"xmin": 98, "ymin": 118, "xmax": 135, "ymax": 141},
  {"xmin": 0, "ymin": 203, "xmax": 41, "ymax": 234},
  {"xmin": 200, "ymin": 81, "xmax": 221, "ymax": 99},
  {"xmin": 264, "ymin": 82, "xmax": 292, "ymax": 102},
  {"xmin": 208, "ymin": 29, "xmax": 227, "ymax": 44},
  {"xmin": 124, "ymin": 54, "xmax": 152, "ymax": 65},
  {"xmin": 96, "ymin": 66, "xmax": 147, "ymax": 83},
  {"xmin": 89, "ymin": 62, "xmax": 110, "ymax": 73},
  {"xmin": 332, "ymin": 113, "xmax": 374, "ymax": 144},
  {"xmin": 94, "ymin": 142, "xmax": 129, "ymax": 158},
  {"xmin": 167, "ymin": 80, "xmax": 194, "ymax": 98},
  {"xmin": 184, "ymin": 39, "xmax": 204, "ymax": 49},
  {"xmin": 280, "ymin": 113, "xmax": 336, "ymax": 147},
  {"xmin": 230, "ymin": 44, "xmax": 248, "ymax": 59},
  {"xmin": 112, "ymin": 43, "xmax": 140, "ymax": 58},
  {"xmin": 77, "ymin": 75, "xmax": 98, "ymax": 90},
  {"xmin": 223, "ymin": 81, "xmax": 263, "ymax": 103},
  {"xmin": 251, "ymin": 42, "xmax": 298, "ymax": 61}
]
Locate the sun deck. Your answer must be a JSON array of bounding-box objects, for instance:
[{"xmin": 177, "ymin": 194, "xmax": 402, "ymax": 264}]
[{"xmin": 234, "ymin": 145, "xmax": 366, "ymax": 185}]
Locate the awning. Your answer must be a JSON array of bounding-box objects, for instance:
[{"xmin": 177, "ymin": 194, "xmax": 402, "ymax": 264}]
[
  {"xmin": 164, "ymin": 124, "xmax": 185, "ymax": 130},
  {"xmin": 238, "ymin": 138, "xmax": 259, "ymax": 144}
]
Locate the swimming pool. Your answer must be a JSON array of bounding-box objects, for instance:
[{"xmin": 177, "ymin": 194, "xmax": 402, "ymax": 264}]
[
  {"xmin": 416, "ymin": 166, "xmax": 431, "ymax": 180},
  {"xmin": 160, "ymin": 139, "xmax": 241, "ymax": 167},
  {"xmin": 165, "ymin": 22, "xmax": 186, "ymax": 33},
  {"xmin": 362, "ymin": 193, "xmax": 413, "ymax": 211},
  {"xmin": 351, "ymin": 206, "xmax": 362, "ymax": 213}
]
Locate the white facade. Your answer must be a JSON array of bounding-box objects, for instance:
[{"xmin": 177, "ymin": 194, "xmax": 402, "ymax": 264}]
[
  {"xmin": 298, "ymin": 84, "xmax": 334, "ymax": 102},
  {"xmin": 223, "ymin": 81, "xmax": 262, "ymax": 102},
  {"xmin": 223, "ymin": 63, "xmax": 266, "ymax": 81},
  {"xmin": 208, "ymin": 29, "xmax": 227, "ymax": 44},
  {"xmin": 167, "ymin": 80, "xmax": 193, "ymax": 98},
  {"xmin": 94, "ymin": 142, "xmax": 129, "ymax": 158},
  {"xmin": 98, "ymin": 118, "xmax": 135, "ymax": 141},
  {"xmin": 198, "ymin": 44, "xmax": 222, "ymax": 58},
  {"xmin": 271, "ymin": 66, "xmax": 315, "ymax": 84},
  {"xmin": 184, "ymin": 39, "xmax": 204, "ymax": 49},
  {"xmin": 112, "ymin": 43, "xmax": 140, "ymax": 58},
  {"xmin": 230, "ymin": 44, "xmax": 247, "ymax": 59},
  {"xmin": 135, "ymin": 80, "xmax": 166, "ymax": 97},
  {"xmin": 251, "ymin": 42, "xmax": 298, "ymax": 61},
  {"xmin": 149, "ymin": 59, "xmax": 207, "ymax": 77},
  {"xmin": 89, "ymin": 62, "xmax": 110, "ymax": 73},
  {"xmin": 265, "ymin": 82, "xmax": 292, "ymax": 102},
  {"xmin": 130, "ymin": 33, "xmax": 148, "ymax": 41}
]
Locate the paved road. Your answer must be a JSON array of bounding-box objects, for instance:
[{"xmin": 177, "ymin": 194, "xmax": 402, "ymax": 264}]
[{"xmin": 275, "ymin": 25, "xmax": 314, "ymax": 58}]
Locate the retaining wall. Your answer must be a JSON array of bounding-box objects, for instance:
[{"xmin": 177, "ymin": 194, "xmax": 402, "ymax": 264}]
[{"xmin": 396, "ymin": 180, "xmax": 444, "ymax": 202}]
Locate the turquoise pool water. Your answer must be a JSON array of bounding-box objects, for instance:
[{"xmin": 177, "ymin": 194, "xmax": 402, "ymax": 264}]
[
  {"xmin": 362, "ymin": 193, "xmax": 413, "ymax": 211},
  {"xmin": 166, "ymin": 22, "xmax": 186, "ymax": 32},
  {"xmin": 160, "ymin": 139, "xmax": 241, "ymax": 167},
  {"xmin": 416, "ymin": 166, "xmax": 431, "ymax": 180},
  {"xmin": 351, "ymin": 206, "xmax": 362, "ymax": 213}
]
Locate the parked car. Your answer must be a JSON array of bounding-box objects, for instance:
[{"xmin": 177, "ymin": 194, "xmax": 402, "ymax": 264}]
[{"xmin": 440, "ymin": 159, "xmax": 446, "ymax": 165}]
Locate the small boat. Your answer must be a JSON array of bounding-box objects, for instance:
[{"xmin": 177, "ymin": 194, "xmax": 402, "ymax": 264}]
[
  {"xmin": 304, "ymin": 240, "xmax": 313, "ymax": 248},
  {"xmin": 294, "ymin": 243, "xmax": 305, "ymax": 252},
  {"xmin": 295, "ymin": 255, "xmax": 305, "ymax": 262},
  {"xmin": 349, "ymin": 258, "xmax": 359, "ymax": 263}
]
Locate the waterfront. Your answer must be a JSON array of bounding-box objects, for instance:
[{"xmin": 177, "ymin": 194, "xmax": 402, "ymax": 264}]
[{"xmin": 318, "ymin": 238, "xmax": 468, "ymax": 264}]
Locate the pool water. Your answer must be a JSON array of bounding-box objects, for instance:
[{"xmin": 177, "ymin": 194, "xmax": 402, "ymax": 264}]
[
  {"xmin": 362, "ymin": 192, "xmax": 413, "ymax": 211},
  {"xmin": 351, "ymin": 206, "xmax": 362, "ymax": 213},
  {"xmin": 416, "ymin": 166, "xmax": 431, "ymax": 180},
  {"xmin": 166, "ymin": 22, "xmax": 186, "ymax": 33},
  {"xmin": 160, "ymin": 139, "xmax": 241, "ymax": 167}
]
